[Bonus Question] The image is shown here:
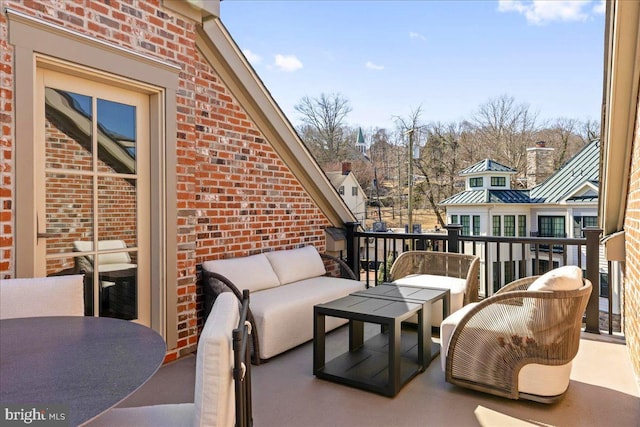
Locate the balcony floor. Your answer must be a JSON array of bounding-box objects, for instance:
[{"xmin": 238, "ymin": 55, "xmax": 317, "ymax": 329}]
[{"xmin": 115, "ymin": 328, "xmax": 639, "ymax": 427}]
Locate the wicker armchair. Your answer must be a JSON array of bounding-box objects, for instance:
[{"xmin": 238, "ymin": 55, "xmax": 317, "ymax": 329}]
[
  {"xmin": 442, "ymin": 273, "xmax": 592, "ymax": 403},
  {"xmin": 389, "ymin": 251, "xmax": 480, "ymax": 305}
]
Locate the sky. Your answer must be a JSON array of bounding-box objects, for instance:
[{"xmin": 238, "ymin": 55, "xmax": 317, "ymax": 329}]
[{"xmin": 220, "ymin": 0, "xmax": 606, "ymax": 132}]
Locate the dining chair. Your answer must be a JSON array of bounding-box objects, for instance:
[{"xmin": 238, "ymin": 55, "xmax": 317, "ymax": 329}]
[
  {"xmin": 440, "ymin": 265, "xmax": 592, "ymax": 403},
  {"xmin": 0, "ymin": 275, "xmax": 85, "ymax": 319},
  {"xmin": 88, "ymin": 291, "xmax": 252, "ymax": 427}
]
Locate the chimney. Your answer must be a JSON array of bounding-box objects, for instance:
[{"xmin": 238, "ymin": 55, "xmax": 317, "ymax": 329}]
[
  {"xmin": 526, "ymin": 141, "xmax": 554, "ymax": 187},
  {"xmin": 342, "ymin": 162, "xmax": 352, "ymax": 175}
]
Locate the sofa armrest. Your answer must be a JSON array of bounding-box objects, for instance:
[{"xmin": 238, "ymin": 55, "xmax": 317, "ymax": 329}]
[
  {"xmin": 320, "ymin": 253, "xmax": 357, "ymax": 280},
  {"xmin": 201, "ymin": 269, "xmax": 262, "ymax": 365}
]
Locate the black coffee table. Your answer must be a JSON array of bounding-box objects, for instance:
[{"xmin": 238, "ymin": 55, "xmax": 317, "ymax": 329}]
[{"xmin": 314, "ymin": 288, "xmax": 448, "ymax": 397}]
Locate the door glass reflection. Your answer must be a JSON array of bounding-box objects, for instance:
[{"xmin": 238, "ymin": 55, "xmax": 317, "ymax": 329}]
[{"xmin": 97, "ymin": 99, "xmax": 136, "ymax": 174}]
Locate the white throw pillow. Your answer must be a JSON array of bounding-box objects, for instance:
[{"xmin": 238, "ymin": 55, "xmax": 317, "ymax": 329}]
[
  {"xmin": 527, "ymin": 265, "xmax": 583, "ymax": 292},
  {"xmin": 202, "ymin": 253, "xmax": 281, "ymax": 293},
  {"xmin": 265, "ymin": 246, "xmax": 326, "ymax": 285}
]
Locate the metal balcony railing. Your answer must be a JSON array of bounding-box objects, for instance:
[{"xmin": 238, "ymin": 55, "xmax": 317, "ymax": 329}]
[{"xmin": 343, "ymin": 223, "xmax": 612, "ymax": 335}]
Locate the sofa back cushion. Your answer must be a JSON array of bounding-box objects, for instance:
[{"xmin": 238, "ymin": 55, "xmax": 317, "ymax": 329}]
[
  {"xmin": 202, "ymin": 253, "xmax": 281, "ymax": 293},
  {"xmin": 527, "ymin": 265, "xmax": 583, "ymax": 292},
  {"xmin": 194, "ymin": 292, "xmax": 239, "ymax": 427},
  {"xmin": 265, "ymin": 246, "xmax": 326, "ymax": 285}
]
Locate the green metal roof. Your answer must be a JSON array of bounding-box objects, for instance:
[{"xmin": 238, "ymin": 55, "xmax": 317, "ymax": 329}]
[
  {"xmin": 440, "ymin": 140, "xmax": 600, "ymax": 206},
  {"xmin": 459, "ymin": 159, "xmax": 517, "ymax": 175}
]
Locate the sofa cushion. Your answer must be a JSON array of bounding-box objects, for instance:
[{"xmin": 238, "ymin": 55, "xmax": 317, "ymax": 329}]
[
  {"xmin": 194, "ymin": 292, "xmax": 239, "ymax": 427},
  {"xmin": 0, "ymin": 275, "xmax": 85, "ymax": 319},
  {"xmin": 265, "ymin": 246, "xmax": 326, "ymax": 285},
  {"xmin": 250, "ymin": 276, "xmax": 365, "ymax": 359},
  {"xmin": 202, "ymin": 253, "xmax": 281, "ymax": 293}
]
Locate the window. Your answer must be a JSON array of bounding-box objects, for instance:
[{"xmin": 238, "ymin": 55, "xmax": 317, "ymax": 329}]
[
  {"xmin": 450, "ymin": 215, "xmax": 458, "ymax": 224},
  {"xmin": 491, "ymin": 176, "xmax": 506, "ymax": 187},
  {"xmin": 492, "ymin": 216, "xmax": 501, "ymax": 236},
  {"xmin": 573, "ymin": 215, "xmax": 598, "ymax": 237},
  {"xmin": 504, "ymin": 215, "xmax": 515, "ymax": 237},
  {"xmin": 533, "ymin": 260, "xmax": 560, "ymax": 275},
  {"xmin": 518, "ymin": 215, "xmax": 527, "ymax": 237},
  {"xmin": 460, "ymin": 215, "xmax": 471, "ymax": 236},
  {"xmin": 492, "ymin": 261, "xmax": 501, "ymax": 293},
  {"xmin": 338, "ymin": 186, "xmax": 344, "ymax": 195},
  {"xmin": 351, "ymin": 187, "xmax": 358, "ymax": 196},
  {"xmin": 538, "ymin": 216, "xmax": 565, "ymax": 252},
  {"xmin": 470, "ymin": 177, "xmax": 483, "ymax": 188},
  {"xmin": 472, "ymin": 215, "xmax": 480, "ymax": 236},
  {"xmin": 600, "ymin": 272, "xmax": 609, "ymax": 297}
]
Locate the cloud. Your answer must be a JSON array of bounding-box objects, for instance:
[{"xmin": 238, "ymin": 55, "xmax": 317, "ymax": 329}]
[
  {"xmin": 242, "ymin": 49, "xmax": 262, "ymax": 65},
  {"xmin": 497, "ymin": 0, "xmax": 597, "ymax": 25},
  {"xmin": 365, "ymin": 61, "xmax": 384, "ymax": 71},
  {"xmin": 409, "ymin": 31, "xmax": 427, "ymax": 41},
  {"xmin": 274, "ymin": 54, "xmax": 303, "ymax": 72},
  {"xmin": 592, "ymin": 0, "xmax": 605, "ymax": 15}
]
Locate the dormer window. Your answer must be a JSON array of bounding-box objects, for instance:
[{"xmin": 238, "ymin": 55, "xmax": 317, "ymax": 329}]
[
  {"xmin": 491, "ymin": 176, "xmax": 506, "ymax": 187},
  {"xmin": 470, "ymin": 177, "xmax": 483, "ymax": 188}
]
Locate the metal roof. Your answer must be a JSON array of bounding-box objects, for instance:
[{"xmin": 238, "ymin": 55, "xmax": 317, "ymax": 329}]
[
  {"xmin": 440, "ymin": 190, "xmax": 531, "ymax": 205},
  {"xmin": 529, "ymin": 140, "xmax": 600, "ymax": 203},
  {"xmin": 459, "ymin": 159, "xmax": 517, "ymax": 175},
  {"xmin": 440, "ymin": 140, "xmax": 600, "ymax": 206}
]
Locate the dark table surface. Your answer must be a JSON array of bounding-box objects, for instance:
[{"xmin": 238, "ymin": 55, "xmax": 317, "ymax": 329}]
[{"xmin": 0, "ymin": 316, "xmax": 166, "ymax": 426}]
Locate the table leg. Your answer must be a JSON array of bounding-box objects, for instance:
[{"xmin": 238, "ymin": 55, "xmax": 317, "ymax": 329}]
[
  {"xmin": 388, "ymin": 319, "xmax": 401, "ymax": 396},
  {"xmin": 313, "ymin": 308, "xmax": 325, "ymax": 372},
  {"xmin": 349, "ymin": 320, "xmax": 364, "ymax": 351}
]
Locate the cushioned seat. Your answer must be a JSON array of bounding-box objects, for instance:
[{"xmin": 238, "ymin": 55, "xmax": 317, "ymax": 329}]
[
  {"xmin": 89, "ymin": 292, "xmax": 241, "ymax": 427},
  {"xmin": 394, "ymin": 274, "xmax": 467, "ymax": 325},
  {"xmin": 0, "ymin": 275, "xmax": 85, "ymax": 319},
  {"xmin": 441, "ymin": 266, "xmax": 592, "ymax": 402}
]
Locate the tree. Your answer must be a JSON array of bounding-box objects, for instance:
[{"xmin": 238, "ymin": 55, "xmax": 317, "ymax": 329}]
[
  {"xmin": 294, "ymin": 93, "xmax": 352, "ymax": 163},
  {"xmin": 468, "ymin": 94, "xmax": 539, "ymax": 181}
]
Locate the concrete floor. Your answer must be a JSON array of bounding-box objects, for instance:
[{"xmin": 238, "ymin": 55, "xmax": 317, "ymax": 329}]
[{"xmin": 114, "ymin": 327, "xmax": 639, "ymax": 427}]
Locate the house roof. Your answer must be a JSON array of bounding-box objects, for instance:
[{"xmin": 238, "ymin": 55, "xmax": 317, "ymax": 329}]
[
  {"xmin": 459, "ymin": 159, "xmax": 517, "ymax": 175},
  {"xmin": 441, "ymin": 140, "xmax": 600, "ymax": 206},
  {"xmin": 325, "ymin": 172, "xmax": 349, "ymax": 188},
  {"xmin": 529, "ymin": 140, "xmax": 600, "ymax": 203}
]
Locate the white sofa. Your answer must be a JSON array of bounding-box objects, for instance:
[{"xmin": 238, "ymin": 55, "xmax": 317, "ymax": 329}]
[{"xmin": 202, "ymin": 245, "xmax": 365, "ymax": 361}]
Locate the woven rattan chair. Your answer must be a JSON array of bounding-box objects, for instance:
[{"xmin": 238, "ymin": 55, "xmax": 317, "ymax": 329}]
[
  {"xmin": 389, "ymin": 251, "xmax": 480, "ymax": 305},
  {"xmin": 442, "ymin": 270, "xmax": 592, "ymax": 403}
]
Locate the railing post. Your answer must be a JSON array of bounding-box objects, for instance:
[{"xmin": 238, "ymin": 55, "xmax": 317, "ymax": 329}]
[
  {"xmin": 584, "ymin": 227, "xmax": 602, "ymax": 334},
  {"xmin": 445, "ymin": 224, "xmax": 462, "ymax": 253},
  {"xmin": 344, "ymin": 222, "xmax": 360, "ymax": 276}
]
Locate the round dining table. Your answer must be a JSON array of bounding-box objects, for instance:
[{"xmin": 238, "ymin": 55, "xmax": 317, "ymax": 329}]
[{"xmin": 0, "ymin": 316, "xmax": 166, "ymax": 426}]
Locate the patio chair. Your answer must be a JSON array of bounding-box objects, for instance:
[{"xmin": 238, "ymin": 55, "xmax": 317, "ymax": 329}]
[
  {"xmin": 89, "ymin": 291, "xmax": 253, "ymax": 427},
  {"xmin": 440, "ymin": 266, "xmax": 592, "ymax": 403},
  {"xmin": 388, "ymin": 251, "xmax": 480, "ymax": 324},
  {"xmin": 0, "ymin": 275, "xmax": 85, "ymax": 319}
]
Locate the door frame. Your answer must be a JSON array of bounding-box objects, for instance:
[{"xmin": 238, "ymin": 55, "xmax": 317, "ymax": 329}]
[{"xmin": 8, "ymin": 9, "xmax": 180, "ymax": 346}]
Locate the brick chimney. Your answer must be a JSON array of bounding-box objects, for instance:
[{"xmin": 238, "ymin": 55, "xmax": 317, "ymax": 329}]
[
  {"xmin": 342, "ymin": 162, "xmax": 352, "ymax": 175},
  {"xmin": 526, "ymin": 141, "xmax": 554, "ymax": 187}
]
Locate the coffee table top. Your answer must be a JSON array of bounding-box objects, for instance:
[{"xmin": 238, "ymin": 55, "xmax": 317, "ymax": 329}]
[
  {"xmin": 315, "ymin": 294, "xmax": 423, "ymax": 323},
  {"xmin": 353, "ymin": 283, "xmax": 449, "ymax": 304}
]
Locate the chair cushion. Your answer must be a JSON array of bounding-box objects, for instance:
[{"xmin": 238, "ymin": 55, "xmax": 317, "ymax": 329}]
[
  {"xmin": 526, "ymin": 266, "xmax": 583, "ymax": 339},
  {"xmin": 202, "ymin": 253, "xmax": 280, "ymax": 293},
  {"xmin": 527, "ymin": 266, "xmax": 583, "ymax": 292},
  {"xmin": 265, "ymin": 246, "xmax": 326, "ymax": 285},
  {"xmin": 393, "ymin": 274, "xmax": 467, "ymax": 324},
  {"xmin": 0, "ymin": 275, "xmax": 85, "ymax": 319},
  {"xmin": 250, "ymin": 276, "xmax": 365, "ymax": 359},
  {"xmin": 88, "ymin": 403, "xmax": 194, "ymax": 427},
  {"xmin": 194, "ymin": 292, "xmax": 239, "ymax": 427}
]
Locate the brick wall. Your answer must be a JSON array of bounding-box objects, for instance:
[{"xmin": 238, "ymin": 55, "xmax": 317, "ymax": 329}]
[
  {"xmin": 1, "ymin": 1, "xmax": 331, "ymax": 361},
  {"xmin": 624, "ymin": 89, "xmax": 640, "ymax": 378}
]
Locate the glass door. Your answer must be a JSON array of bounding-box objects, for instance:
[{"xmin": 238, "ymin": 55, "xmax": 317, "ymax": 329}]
[{"xmin": 35, "ymin": 68, "xmax": 150, "ymax": 325}]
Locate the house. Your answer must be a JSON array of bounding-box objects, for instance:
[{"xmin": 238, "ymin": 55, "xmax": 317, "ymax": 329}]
[
  {"xmin": 326, "ymin": 163, "xmax": 368, "ymax": 224},
  {"xmin": 0, "ymin": 0, "xmax": 355, "ymax": 361},
  {"xmin": 441, "ymin": 140, "xmax": 604, "ymax": 298},
  {"xmin": 599, "ymin": 0, "xmax": 640, "ymax": 381}
]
